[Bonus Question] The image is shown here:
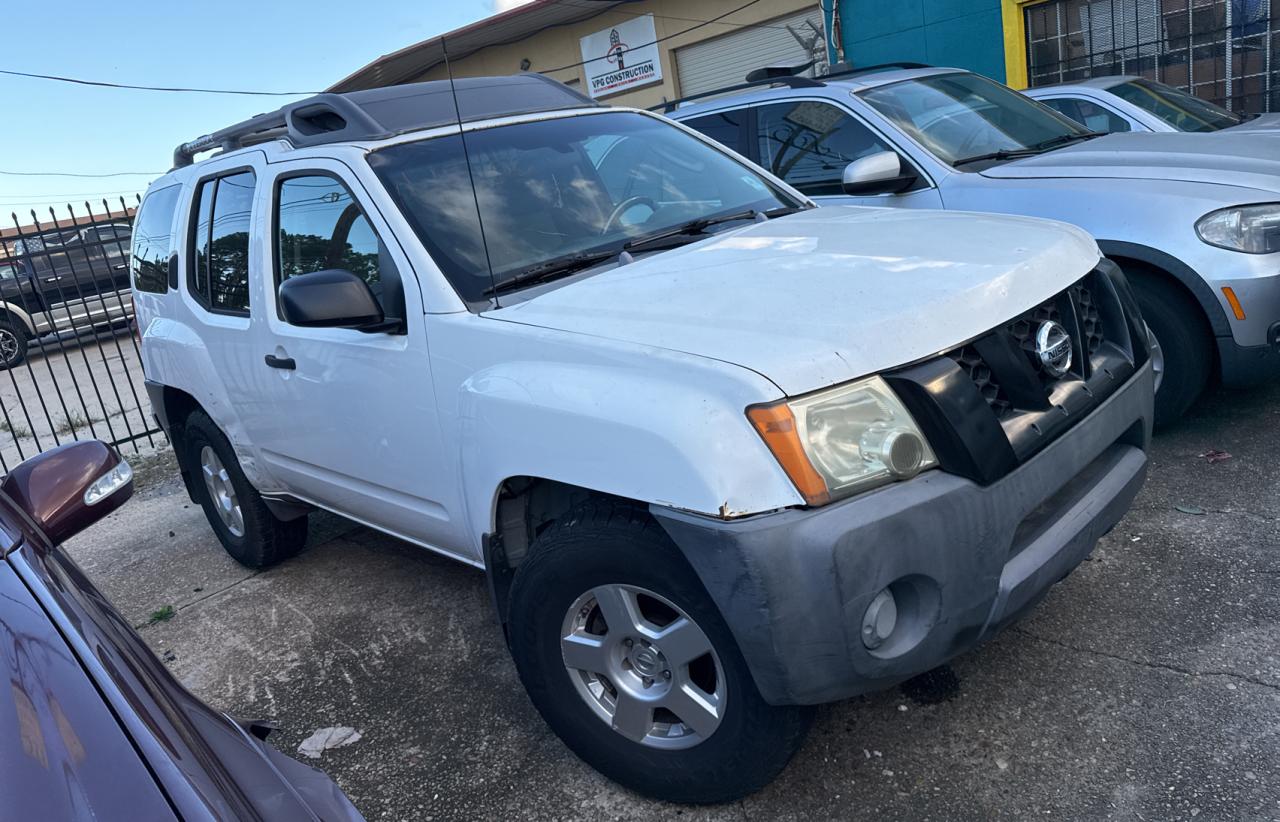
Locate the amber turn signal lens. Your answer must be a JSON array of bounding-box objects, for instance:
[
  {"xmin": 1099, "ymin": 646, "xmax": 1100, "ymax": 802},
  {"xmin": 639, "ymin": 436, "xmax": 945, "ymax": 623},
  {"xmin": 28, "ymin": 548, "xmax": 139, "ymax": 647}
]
[
  {"xmin": 747, "ymin": 402, "xmax": 830, "ymax": 506},
  {"xmin": 1222, "ymin": 286, "xmax": 1247, "ymax": 321}
]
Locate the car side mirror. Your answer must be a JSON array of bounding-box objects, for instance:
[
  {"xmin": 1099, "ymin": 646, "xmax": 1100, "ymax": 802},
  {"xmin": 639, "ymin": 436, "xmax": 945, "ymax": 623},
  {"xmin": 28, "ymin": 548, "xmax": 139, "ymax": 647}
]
[
  {"xmin": 842, "ymin": 151, "xmax": 919, "ymax": 196},
  {"xmin": 0, "ymin": 441, "xmax": 133, "ymax": 544},
  {"xmin": 278, "ymin": 269, "xmax": 390, "ymax": 331}
]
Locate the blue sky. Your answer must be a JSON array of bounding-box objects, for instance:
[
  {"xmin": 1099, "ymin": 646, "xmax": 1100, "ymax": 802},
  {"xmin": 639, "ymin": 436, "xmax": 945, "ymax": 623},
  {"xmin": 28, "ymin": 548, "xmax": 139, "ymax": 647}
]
[{"xmin": 0, "ymin": 0, "xmax": 509, "ymax": 223}]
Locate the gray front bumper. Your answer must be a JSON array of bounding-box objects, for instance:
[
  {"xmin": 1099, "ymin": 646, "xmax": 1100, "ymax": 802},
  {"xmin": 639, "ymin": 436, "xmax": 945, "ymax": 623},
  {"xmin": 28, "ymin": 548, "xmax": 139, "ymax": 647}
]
[{"xmin": 652, "ymin": 362, "xmax": 1154, "ymax": 706}]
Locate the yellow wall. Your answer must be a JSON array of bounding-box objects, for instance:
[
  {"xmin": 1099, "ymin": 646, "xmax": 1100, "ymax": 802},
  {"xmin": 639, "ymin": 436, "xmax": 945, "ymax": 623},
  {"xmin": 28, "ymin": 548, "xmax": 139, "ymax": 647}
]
[
  {"xmin": 414, "ymin": 0, "xmax": 818, "ymax": 108},
  {"xmin": 1001, "ymin": 0, "xmax": 1046, "ymax": 90}
]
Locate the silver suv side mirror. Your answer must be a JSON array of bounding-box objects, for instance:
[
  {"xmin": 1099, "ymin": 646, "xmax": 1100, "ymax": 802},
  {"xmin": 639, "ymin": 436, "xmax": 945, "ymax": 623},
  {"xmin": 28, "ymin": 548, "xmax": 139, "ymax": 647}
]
[{"xmin": 842, "ymin": 151, "xmax": 919, "ymax": 196}]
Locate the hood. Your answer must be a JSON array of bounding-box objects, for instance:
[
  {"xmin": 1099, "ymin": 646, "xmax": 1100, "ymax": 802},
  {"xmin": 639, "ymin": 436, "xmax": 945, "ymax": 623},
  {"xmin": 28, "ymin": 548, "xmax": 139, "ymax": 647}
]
[
  {"xmin": 489, "ymin": 207, "xmax": 1099, "ymax": 396},
  {"xmin": 1224, "ymin": 112, "xmax": 1280, "ymax": 134},
  {"xmin": 982, "ymin": 132, "xmax": 1280, "ymax": 193}
]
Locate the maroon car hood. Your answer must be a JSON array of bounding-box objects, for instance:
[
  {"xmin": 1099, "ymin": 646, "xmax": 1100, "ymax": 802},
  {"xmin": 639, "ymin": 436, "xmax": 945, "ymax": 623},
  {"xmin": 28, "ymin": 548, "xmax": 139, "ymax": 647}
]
[
  {"xmin": 0, "ymin": 491, "xmax": 363, "ymax": 821},
  {"xmin": 0, "ymin": 560, "xmax": 174, "ymax": 820}
]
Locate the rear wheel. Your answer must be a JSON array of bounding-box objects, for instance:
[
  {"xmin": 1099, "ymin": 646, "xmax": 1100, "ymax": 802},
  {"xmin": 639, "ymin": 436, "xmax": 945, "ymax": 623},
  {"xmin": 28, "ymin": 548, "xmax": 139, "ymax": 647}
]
[
  {"xmin": 507, "ymin": 499, "xmax": 813, "ymax": 803},
  {"xmin": 183, "ymin": 410, "xmax": 307, "ymax": 568},
  {"xmin": 0, "ymin": 320, "xmax": 29, "ymax": 369},
  {"xmin": 1125, "ymin": 269, "xmax": 1213, "ymax": 426}
]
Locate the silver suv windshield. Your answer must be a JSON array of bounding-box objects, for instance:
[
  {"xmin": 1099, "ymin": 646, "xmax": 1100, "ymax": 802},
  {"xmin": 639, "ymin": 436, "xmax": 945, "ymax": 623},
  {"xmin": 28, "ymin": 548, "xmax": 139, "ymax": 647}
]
[
  {"xmin": 860, "ymin": 72, "xmax": 1094, "ymax": 167},
  {"xmin": 1109, "ymin": 78, "xmax": 1244, "ymax": 132},
  {"xmin": 368, "ymin": 110, "xmax": 801, "ymax": 303}
]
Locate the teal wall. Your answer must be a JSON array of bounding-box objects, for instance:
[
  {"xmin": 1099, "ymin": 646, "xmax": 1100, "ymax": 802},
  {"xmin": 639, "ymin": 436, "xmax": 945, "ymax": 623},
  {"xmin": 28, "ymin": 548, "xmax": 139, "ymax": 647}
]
[{"xmin": 835, "ymin": 0, "xmax": 1006, "ymax": 82}]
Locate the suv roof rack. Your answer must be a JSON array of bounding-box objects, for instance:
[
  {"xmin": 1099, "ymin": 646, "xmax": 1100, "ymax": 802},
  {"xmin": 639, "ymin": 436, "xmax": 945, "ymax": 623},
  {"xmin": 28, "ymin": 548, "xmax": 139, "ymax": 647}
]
[
  {"xmin": 172, "ymin": 73, "xmax": 598, "ymax": 168},
  {"xmin": 650, "ymin": 75, "xmax": 824, "ymax": 114},
  {"xmin": 652, "ymin": 62, "xmax": 937, "ymax": 114}
]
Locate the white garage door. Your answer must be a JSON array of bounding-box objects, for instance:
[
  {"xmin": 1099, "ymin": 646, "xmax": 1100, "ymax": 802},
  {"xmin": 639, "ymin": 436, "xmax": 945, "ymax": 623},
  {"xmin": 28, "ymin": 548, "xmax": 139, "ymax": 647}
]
[{"xmin": 674, "ymin": 9, "xmax": 827, "ymax": 97}]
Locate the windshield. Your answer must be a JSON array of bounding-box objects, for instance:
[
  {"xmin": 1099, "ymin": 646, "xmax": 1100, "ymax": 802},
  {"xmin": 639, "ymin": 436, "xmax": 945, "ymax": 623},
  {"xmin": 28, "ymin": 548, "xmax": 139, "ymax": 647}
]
[
  {"xmin": 368, "ymin": 111, "xmax": 800, "ymax": 303},
  {"xmin": 860, "ymin": 72, "xmax": 1090, "ymax": 165},
  {"xmin": 1110, "ymin": 79, "xmax": 1243, "ymax": 132}
]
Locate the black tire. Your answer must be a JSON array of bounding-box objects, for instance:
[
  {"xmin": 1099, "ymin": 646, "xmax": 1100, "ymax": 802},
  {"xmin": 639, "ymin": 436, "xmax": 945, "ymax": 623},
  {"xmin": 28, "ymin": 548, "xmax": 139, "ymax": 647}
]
[
  {"xmin": 0, "ymin": 319, "xmax": 29, "ymax": 370},
  {"xmin": 507, "ymin": 499, "xmax": 813, "ymax": 803},
  {"xmin": 1126, "ymin": 269, "xmax": 1213, "ymax": 427},
  {"xmin": 183, "ymin": 410, "xmax": 307, "ymax": 568}
]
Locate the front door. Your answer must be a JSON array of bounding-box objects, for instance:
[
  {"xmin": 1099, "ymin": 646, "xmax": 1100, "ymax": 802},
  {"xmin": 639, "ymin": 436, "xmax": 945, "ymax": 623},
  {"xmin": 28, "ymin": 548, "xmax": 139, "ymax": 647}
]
[
  {"xmin": 748, "ymin": 100, "xmax": 944, "ymax": 209},
  {"xmin": 239, "ymin": 160, "xmax": 458, "ymax": 555}
]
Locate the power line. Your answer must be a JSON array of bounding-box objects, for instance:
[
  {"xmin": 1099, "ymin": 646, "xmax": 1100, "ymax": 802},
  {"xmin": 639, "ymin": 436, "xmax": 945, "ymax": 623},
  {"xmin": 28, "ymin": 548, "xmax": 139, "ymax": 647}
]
[
  {"xmin": 539, "ymin": 0, "xmax": 768, "ymax": 75},
  {"xmin": 0, "ymin": 187, "xmax": 142, "ymax": 200},
  {"xmin": 0, "ymin": 68, "xmax": 317, "ymax": 96},
  {"xmin": 544, "ymin": 0, "xmax": 812, "ymax": 34},
  {"xmin": 0, "ymin": 169, "xmax": 160, "ymax": 178}
]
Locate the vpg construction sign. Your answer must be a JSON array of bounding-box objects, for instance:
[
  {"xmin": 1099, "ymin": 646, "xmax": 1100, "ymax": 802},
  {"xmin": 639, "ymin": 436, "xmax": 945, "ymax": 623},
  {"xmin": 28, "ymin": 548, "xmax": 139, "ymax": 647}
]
[{"xmin": 579, "ymin": 15, "xmax": 663, "ymax": 99}]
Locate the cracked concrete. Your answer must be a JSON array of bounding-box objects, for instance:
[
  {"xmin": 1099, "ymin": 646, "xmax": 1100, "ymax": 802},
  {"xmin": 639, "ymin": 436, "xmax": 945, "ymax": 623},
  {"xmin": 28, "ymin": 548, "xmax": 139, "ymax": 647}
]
[{"xmin": 61, "ymin": 380, "xmax": 1280, "ymax": 821}]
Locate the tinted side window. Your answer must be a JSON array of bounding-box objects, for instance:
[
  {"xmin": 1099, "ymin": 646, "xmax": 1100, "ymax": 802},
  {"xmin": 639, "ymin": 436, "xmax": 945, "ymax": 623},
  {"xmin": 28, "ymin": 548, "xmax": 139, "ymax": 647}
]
[
  {"xmin": 681, "ymin": 110, "xmax": 745, "ymax": 154},
  {"xmin": 131, "ymin": 186, "xmax": 180, "ymax": 294},
  {"xmin": 189, "ymin": 171, "xmax": 255, "ymax": 314},
  {"xmin": 1042, "ymin": 97, "xmax": 1129, "ymax": 133},
  {"xmin": 753, "ymin": 101, "xmax": 892, "ymax": 195},
  {"xmin": 275, "ymin": 175, "xmax": 399, "ymax": 315}
]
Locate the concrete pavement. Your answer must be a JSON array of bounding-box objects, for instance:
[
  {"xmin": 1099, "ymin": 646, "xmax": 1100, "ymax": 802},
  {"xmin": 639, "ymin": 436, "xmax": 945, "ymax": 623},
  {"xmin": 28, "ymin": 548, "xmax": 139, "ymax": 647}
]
[{"xmin": 64, "ymin": 381, "xmax": 1280, "ymax": 821}]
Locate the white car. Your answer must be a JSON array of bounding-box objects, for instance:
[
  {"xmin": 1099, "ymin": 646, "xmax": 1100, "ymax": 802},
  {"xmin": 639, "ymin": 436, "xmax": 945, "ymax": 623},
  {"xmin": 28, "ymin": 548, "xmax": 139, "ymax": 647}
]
[
  {"xmin": 134, "ymin": 75, "xmax": 1153, "ymax": 803},
  {"xmin": 1023, "ymin": 75, "xmax": 1280, "ymax": 135}
]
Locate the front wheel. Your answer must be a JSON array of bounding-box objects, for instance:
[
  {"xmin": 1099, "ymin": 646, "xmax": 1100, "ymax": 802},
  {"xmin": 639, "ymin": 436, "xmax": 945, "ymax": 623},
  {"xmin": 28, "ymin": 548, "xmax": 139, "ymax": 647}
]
[
  {"xmin": 1126, "ymin": 270, "xmax": 1213, "ymax": 427},
  {"xmin": 507, "ymin": 500, "xmax": 813, "ymax": 803}
]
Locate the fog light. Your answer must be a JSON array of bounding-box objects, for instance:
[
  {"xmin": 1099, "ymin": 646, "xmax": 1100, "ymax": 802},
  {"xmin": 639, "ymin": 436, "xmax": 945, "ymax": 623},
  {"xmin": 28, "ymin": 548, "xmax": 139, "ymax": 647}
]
[
  {"xmin": 861, "ymin": 428, "xmax": 926, "ymax": 479},
  {"xmin": 861, "ymin": 587, "xmax": 898, "ymax": 650}
]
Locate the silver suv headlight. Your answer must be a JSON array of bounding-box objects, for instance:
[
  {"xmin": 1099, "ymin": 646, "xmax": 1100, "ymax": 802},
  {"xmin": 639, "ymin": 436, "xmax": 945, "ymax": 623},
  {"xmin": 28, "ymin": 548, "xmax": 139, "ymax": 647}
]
[
  {"xmin": 1196, "ymin": 204, "xmax": 1280, "ymax": 254},
  {"xmin": 748, "ymin": 376, "xmax": 938, "ymax": 505}
]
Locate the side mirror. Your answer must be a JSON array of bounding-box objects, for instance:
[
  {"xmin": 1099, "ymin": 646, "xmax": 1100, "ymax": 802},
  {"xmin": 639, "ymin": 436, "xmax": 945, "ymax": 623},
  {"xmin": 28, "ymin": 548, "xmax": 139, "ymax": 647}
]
[
  {"xmin": 1, "ymin": 441, "xmax": 133, "ymax": 544},
  {"xmin": 278, "ymin": 269, "xmax": 386, "ymax": 331},
  {"xmin": 841, "ymin": 151, "xmax": 919, "ymax": 196}
]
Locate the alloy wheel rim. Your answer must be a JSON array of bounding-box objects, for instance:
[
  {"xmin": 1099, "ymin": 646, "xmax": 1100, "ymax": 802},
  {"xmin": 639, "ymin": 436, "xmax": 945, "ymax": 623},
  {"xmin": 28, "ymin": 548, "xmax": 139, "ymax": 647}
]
[
  {"xmin": 560, "ymin": 583, "xmax": 725, "ymax": 749},
  {"xmin": 0, "ymin": 330, "xmax": 19, "ymax": 363},
  {"xmin": 199, "ymin": 446, "xmax": 244, "ymax": 537},
  {"xmin": 1147, "ymin": 325, "xmax": 1165, "ymax": 394}
]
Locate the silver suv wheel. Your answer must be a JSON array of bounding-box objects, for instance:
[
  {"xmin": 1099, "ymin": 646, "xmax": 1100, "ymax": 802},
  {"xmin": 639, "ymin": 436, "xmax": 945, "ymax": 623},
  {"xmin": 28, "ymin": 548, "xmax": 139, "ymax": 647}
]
[
  {"xmin": 200, "ymin": 445, "xmax": 245, "ymax": 537},
  {"xmin": 1146, "ymin": 323, "xmax": 1164, "ymax": 394},
  {"xmin": 560, "ymin": 583, "xmax": 725, "ymax": 749}
]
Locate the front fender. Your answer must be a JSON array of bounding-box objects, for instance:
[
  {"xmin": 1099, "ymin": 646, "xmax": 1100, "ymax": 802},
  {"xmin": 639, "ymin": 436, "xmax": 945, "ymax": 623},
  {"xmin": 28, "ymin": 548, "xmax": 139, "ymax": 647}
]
[{"xmin": 454, "ymin": 357, "xmax": 804, "ymax": 544}]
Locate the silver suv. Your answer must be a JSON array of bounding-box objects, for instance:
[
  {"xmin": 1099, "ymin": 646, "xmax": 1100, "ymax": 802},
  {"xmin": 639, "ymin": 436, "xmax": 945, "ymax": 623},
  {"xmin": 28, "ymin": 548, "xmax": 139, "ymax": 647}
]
[{"xmin": 670, "ymin": 65, "xmax": 1280, "ymax": 423}]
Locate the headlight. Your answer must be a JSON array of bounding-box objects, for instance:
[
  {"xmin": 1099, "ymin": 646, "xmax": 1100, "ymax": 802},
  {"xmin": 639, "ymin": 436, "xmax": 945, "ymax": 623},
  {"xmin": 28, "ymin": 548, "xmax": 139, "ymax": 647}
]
[
  {"xmin": 1195, "ymin": 204, "xmax": 1280, "ymax": 254},
  {"xmin": 747, "ymin": 376, "xmax": 937, "ymax": 505}
]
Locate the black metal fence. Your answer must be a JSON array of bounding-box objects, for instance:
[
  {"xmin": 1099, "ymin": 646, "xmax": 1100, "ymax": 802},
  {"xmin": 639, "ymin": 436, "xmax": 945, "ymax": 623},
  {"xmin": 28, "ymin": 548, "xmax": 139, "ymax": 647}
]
[
  {"xmin": 0, "ymin": 197, "xmax": 164, "ymax": 471},
  {"xmin": 1026, "ymin": 0, "xmax": 1279, "ymax": 113}
]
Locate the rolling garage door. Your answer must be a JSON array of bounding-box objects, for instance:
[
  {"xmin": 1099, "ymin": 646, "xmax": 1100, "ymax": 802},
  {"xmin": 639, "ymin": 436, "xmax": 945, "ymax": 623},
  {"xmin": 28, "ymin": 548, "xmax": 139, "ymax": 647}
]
[{"xmin": 674, "ymin": 9, "xmax": 826, "ymax": 97}]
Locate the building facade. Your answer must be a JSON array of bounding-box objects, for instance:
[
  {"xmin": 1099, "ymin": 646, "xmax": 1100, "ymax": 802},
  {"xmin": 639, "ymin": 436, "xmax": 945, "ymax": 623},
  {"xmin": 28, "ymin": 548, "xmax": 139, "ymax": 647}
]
[{"xmin": 333, "ymin": 0, "xmax": 1278, "ymax": 113}]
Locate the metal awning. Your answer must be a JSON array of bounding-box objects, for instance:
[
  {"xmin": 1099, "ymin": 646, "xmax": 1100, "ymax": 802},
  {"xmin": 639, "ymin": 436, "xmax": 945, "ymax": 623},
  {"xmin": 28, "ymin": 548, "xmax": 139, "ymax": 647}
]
[{"xmin": 329, "ymin": 0, "xmax": 625, "ymax": 92}]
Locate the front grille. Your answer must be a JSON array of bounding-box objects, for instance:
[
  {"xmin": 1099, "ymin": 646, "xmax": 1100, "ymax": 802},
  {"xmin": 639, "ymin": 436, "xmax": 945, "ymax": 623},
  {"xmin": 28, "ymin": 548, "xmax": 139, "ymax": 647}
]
[
  {"xmin": 946, "ymin": 273, "xmax": 1115, "ymax": 422},
  {"xmin": 950, "ymin": 343, "xmax": 1012, "ymax": 418},
  {"xmin": 896, "ymin": 263, "xmax": 1147, "ymax": 475},
  {"xmin": 1073, "ymin": 283, "xmax": 1103, "ymax": 358}
]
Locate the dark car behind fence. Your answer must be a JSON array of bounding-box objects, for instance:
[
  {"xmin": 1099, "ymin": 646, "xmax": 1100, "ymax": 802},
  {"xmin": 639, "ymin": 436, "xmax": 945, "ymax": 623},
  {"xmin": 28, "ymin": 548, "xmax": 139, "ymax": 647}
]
[{"xmin": 0, "ymin": 198, "xmax": 162, "ymax": 471}]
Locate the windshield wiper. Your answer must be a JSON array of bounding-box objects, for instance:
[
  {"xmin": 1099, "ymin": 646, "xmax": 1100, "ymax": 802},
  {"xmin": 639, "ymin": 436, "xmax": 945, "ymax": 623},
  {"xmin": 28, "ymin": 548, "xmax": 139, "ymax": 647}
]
[
  {"xmin": 951, "ymin": 148, "xmax": 1041, "ymax": 167},
  {"xmin": 623, "ymin": 206, "xmax": 801, "ymax": 254},
  {"xmin": 952, "ymin": 131, "xmax": 1107, "ymax": 168},
  {"xmin": 483, "ymin": 206, "xmax": 805, "ymax": 296},
  {"xmin": 483, "ymin": 248, "xmax": 620, "ymax": 296},
  {"xmin": 1030, "ymin": 131, "xmax": 1106, "ymax": 150}
]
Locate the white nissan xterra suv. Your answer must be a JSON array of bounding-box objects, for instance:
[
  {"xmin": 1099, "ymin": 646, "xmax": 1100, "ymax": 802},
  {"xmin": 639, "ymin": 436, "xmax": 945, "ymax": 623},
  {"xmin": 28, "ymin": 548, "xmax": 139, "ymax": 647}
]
[{"xmin": 133, "ymin": 75, "xmax": 1154, "ymax": 803}]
